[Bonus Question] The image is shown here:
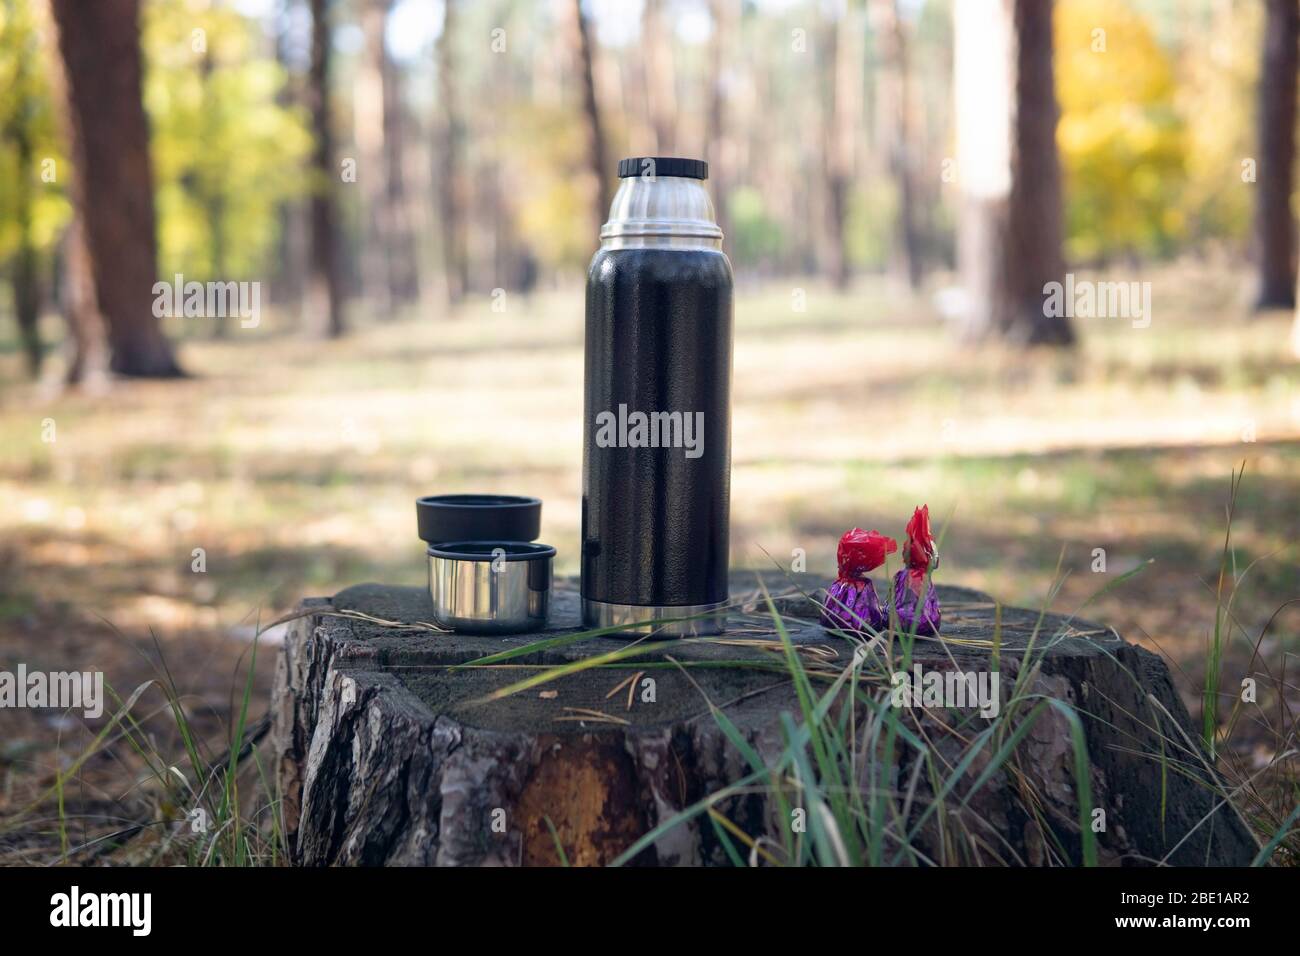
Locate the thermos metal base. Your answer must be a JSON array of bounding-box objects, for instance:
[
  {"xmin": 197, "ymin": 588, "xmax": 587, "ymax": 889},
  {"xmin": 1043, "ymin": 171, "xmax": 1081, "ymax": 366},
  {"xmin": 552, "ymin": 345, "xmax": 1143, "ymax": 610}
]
[{"xmin": 582, "ymin": 598, "xmax": 727, "ymax": 637}]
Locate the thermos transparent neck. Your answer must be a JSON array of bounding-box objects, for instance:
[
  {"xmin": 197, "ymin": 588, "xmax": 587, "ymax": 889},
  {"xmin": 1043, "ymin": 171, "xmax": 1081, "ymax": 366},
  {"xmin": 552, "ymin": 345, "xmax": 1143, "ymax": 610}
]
[{"xmin": 599, "ymin": 176, "xmax": 724, "ymax": 251}]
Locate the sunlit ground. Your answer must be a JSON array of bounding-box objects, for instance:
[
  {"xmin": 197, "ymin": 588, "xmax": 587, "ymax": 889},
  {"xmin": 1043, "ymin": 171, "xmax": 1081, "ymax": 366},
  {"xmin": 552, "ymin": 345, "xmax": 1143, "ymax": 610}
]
[{"xmin": 1, "ymin": 263, "xmax": 1298, "ymax": 859}]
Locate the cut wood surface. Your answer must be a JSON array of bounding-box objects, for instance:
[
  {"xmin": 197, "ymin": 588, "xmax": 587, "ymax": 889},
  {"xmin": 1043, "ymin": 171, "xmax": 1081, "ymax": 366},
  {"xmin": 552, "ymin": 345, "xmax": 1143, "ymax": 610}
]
[{"xmin": 272, "ymin": 570, "xmax": 1258, "ymax": 866}]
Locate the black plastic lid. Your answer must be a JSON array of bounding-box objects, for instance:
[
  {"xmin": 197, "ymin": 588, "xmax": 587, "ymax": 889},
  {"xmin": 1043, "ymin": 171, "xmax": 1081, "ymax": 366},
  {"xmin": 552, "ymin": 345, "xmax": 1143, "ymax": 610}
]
[
  {"xmin": 617, "ymin": 156, "xmax": 709, "ymax": 180},
  {"xmin": 416, "ymin": 494, "xmax": 541, "ymax": 544}
]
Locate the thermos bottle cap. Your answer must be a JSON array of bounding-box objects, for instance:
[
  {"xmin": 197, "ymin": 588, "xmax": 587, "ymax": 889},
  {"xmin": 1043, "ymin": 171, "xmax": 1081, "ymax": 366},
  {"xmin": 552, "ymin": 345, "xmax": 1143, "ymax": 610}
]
[
  {"xmin": 601, "ymin": 162, "xmax": 722, "ymax": 244},
  {"xmin": 416, "ymin": 494, "xmax": 542, "ymax": 544},
  {"xmin": 616, "ymin": 157, "xmax": 709, "ymax": 180}
]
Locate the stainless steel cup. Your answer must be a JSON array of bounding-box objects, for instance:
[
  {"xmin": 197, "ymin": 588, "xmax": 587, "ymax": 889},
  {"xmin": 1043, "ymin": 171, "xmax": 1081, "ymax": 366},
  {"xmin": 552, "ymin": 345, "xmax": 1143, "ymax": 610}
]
[{"xmin": 427, "ymin": 541, "xmax": 554, "ymax": 634}]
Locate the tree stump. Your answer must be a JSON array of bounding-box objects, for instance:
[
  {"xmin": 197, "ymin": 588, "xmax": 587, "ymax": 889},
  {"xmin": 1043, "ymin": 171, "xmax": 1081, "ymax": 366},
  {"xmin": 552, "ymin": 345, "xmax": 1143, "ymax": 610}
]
[{"xmin": 272, "ymin": 571, "xmax": 1258, "ymax": 866}]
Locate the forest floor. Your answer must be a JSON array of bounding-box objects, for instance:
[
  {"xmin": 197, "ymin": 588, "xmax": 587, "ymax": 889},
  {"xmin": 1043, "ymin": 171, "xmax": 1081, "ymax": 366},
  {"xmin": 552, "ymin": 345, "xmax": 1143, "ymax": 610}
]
[{"xmin": 0, "ymin": 265, "xmax": 1297, "ymax": 864}]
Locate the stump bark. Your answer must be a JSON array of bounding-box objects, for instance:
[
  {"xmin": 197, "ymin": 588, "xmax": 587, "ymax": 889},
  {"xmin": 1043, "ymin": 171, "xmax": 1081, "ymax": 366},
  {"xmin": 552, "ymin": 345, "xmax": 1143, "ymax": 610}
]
[{"xmin": 272, "ymin": 571, "xmax": 1258, "ymax": 866}]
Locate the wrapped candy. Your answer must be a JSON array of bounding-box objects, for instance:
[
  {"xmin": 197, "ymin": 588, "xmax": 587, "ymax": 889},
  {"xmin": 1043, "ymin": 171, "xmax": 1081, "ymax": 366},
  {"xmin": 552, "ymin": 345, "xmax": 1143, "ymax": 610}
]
[
  {"xmin": 821, "ymin": 528, "xmax": 897, "ymax": 633},
  {"xmin": 892, "ymin": 505, "xmax": 941, "ymax": 635}
]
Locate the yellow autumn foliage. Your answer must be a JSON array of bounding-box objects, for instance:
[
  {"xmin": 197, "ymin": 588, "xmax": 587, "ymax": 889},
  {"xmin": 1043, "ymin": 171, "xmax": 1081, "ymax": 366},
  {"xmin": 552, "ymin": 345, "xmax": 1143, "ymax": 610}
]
[{"xmin": 1055, "ymin": 0, "xmax": 1186, "ymax": 261}]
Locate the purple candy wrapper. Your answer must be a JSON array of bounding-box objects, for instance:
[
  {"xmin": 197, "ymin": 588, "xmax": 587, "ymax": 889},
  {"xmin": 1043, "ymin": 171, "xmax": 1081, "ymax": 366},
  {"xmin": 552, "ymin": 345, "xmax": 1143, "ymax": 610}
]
[
  {"xmin": 892, "ymin": 569, "xmax": 941, "ymax": 636},
  {"xmin": 821, "ymin": 578, "xmax": 887, "ymax": 632}
]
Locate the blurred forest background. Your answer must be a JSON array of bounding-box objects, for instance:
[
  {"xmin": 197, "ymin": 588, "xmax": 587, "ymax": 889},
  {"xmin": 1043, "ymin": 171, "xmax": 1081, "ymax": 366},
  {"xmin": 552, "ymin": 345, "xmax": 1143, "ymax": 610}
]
[
  {"xmin": 0, "ymin": 0, "xmax": 1296, "ymax": 369},
  {"xmin": 1, "ymin": 0, "xmax": 1299, "ymax": 863}
]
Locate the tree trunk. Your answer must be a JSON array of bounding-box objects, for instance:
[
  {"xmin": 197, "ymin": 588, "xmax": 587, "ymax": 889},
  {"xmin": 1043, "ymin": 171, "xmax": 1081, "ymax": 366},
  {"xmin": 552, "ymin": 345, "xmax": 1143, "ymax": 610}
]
[
  {"xmin": 59, "ymin": 216, "xmax": 110, "ymax": 388},
  {"xmin": 356, "ymin": 0, "xmax": 390, "ymax": 312},
  {"xmin": 49, "ymin": 0, "xmax": 183, "ymax": 377},
  {"xmin": 642, "ymin": 0, "xmax": 677, "ymax": 154},
  {"xmin": 12, "ymin": 238, "xmax": 42, "ymax": 379},
  {"xmin": 821, "ymin": 5, "xmax": 860, "ymax": 290},
  {"xmin": 954, "ymin": 0, "xmax": 1072, "ymax": 346},
  {"xmin": 9, "ymin": 129, "xmax": 41, "ymax": 378},
  {"xmin": 274, "ymin": 573, "xmax": 1259, "ymax": 866},
  {"xmin": 873, "ymin": 0, "xmax": 922, "ymax": 291},
  {"xmin": 620, "ymin": 16, "xmax": 654, "ymax": 156},
  {"xmin": 272, "ymin": 0, "xmax": 307, "ymax": 312},
  {"xmin": 705, "ymin": 0, "xmax": 735, "ymax": 258},
  {"xmin": 1254, "ymin": 0, "xmax": 1298, "ymax": 311},
  {"xmin": 436, "ymin": 0, "xmax": 469, "ymax": 305},
  {"xmin": 570, "ymin": 0, "xmax": 611, "ymax": 236},
  {"xmin": 1005, "ymin": 0, "xmax": 1070, "ymax": 344},
  {"xmin": 306, "ymin": 0, "xmax": 345, "ymax": 338},
  {"xmin": 354, "ymin": 0, "xmax": 419, "ymax": 312},
  {"xmin": 380, "ymin": 3, "xmax": 420, "ymax": 307},
  {"xmin": 483, "ymin": 36, "xmax": 526, "ymax": 295}
]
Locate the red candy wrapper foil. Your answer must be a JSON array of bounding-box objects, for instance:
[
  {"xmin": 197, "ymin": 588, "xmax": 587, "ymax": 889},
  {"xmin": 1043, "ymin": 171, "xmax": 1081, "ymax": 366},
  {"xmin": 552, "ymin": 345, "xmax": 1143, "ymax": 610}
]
[
  {"xmin": 821, "ymin": 528, "xmax": 897, "ymax": 632},
  {"xmin": 895, "ymin": 505, "xmax": 941, "ymax": 635},
  {"xmin": 836, "ymin": 528, "xmax": 897, "ymax": 581}
]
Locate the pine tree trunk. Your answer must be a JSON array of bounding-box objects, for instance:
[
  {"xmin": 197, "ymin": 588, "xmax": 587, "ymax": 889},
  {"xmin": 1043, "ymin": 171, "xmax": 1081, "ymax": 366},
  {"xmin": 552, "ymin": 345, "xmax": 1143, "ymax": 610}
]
[
  {"xmin": 571, "ymin": 0, "xmax": 610, "ymax": 236},
  {"xmin": 436, "ymin": 0, "xmax": 469, "ymax": 304},
  {"xmin": 59, "ymin": 216, "xmax": 110, "ymax": 388},
  {"xmin": 955, "ymin": 0, "xmax": 1072, "ymax": 346},
  {"xmin": 12, "ymin": 240, "xmax": 42, "ymax": 379},
  {"xmin": 356, "ymin": 0, "xmax": 390, "ymax": 312},
  {"xmin": 642, "ymin": 0, "xmax": 677, "ymax": 154},
  {"xmin": 272, "ymin": 4, "xmax": 307, "ymax": 312},
  {"xmin": 1005, "ymin": 0, "xmax": 1071, "ymax": 345},
  {"xmin": 10, "ymin": 139, "xmax": 42, "ymax": 378},
  {"xmin": 822, "ymin": 5, "xmax": 861, "ymax": 291},
  {"xmin": 705, "ymin": 0, "xmax": 735, "ymax": 258},
  {"xmin": 381, "ymin": 5, "xmax": 420, "ymax": 307},
  {"xmin": 1254, "ymin": 0, "xmax": 1298, "ymax": 311},
  {"xmin": 874, "ymin": 0, "xmax": 923, "ymax": 291},
  {"xmin": 49, "ymin": 0, "xmax": 184, "ymax": 377},
  {"xmin": 306, "ymin": 0, "xmax": 345, "ymax": 338}
]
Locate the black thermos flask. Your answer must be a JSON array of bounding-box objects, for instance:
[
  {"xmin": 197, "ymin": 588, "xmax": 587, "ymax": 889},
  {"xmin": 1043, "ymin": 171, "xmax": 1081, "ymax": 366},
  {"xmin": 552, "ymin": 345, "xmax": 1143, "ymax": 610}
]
[{"xmin": 581, "ymin": 157, "xmax": 733, "ymax": 636}]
